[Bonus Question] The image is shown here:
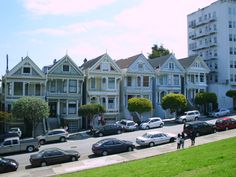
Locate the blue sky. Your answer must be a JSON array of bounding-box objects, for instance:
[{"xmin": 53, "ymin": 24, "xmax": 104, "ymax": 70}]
[{"xmin": 0, "ymin": 0, "xmax": 216, "ymax": 77}]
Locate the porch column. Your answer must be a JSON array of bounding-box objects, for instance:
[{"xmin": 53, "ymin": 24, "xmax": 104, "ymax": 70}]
[
  {"xmin": 66, "ymin": 100, "xmax": 68, "ymax": 115},
  {"xmin": 23, "ymin": 82, "xmax": 25, "ymax": 96},
  {"xmin": 57, "ymin": 100, "xmax": 60, "ymax": 116}
]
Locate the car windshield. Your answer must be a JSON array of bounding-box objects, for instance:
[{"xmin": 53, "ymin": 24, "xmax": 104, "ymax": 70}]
[
  {"xmin": 216, "ymin": 120, "xmax": 223, "ymax": 123},
  {"xmin": 127, "ymin": 122, "xmax": 135, "ymax": 126},
  {"xmin": 142, "ymin": 133, "xmax": 152, "ymax": 138},
  {"xmin": 183, "ymin": 112, "xmax": 188, "ymax": 115},
  {"xmin": 10, "ymin": 128, "xmax": 18, "ymax": 131},
  {"xmin": 142, "ymin": 119, "xmax": 150, "ymax": 123}
]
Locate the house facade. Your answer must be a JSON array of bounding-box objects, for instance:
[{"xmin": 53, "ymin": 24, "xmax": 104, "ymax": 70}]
[
  {"xmin": 116, "ymin": 53, "xmax": 155, "ymax": 120},
  {"xmin": 42, "ymin": 55, "xmax": 84, "ymax": 132},
  {"xmin": 80, "ymin": 53, "xmax": 122, "ymax": 125}
]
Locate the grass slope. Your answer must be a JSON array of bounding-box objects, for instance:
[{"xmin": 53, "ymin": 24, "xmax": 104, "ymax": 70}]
[{"xmin": 59, "ymin": 137, "xmax": 236, "ymax": 177}]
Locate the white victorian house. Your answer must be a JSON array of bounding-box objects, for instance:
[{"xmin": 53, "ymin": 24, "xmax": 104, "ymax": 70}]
[
  {"xmin": 42, "ymin": 55, "xmax": 84, "ymax": 132},
  {"xmin": 178, "ymin": 55, "xmax": 210, "ymax": 105},
  {"xmin": 80, "ymin": 53, "xmax": 122, "ymax": 123},
  {"xmin": 148, "ymin": 54, "xmax": 185, "ymax": 118},
  {"xmin": 116, "ymin": 53, "xmax": 155, "ymax": 120}
]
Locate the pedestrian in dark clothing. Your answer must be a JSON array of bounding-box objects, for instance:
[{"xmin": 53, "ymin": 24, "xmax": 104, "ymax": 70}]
[
  {"xmin": 190, "ymin": 131, "xmax": 196, "ymax": 146},
  {"xmin": 177, "ymin": 133, "xmax": 181, "ymax": 149},
  {"xmin": 181, "ymin": 132, "xmax": 185, "ymax": 148}
]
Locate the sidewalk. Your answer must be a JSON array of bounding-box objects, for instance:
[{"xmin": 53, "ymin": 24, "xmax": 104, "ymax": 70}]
[{"xmin": 3, "ymin": 129, "xmax": 236, "ymax": 177}]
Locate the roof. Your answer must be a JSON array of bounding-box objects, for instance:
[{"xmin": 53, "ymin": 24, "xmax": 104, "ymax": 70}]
[
  {"xmin": 116, "ymin": 54, "xmax": 141, "ymax": 69},
  {"xmin": 178, "ymin": 55, "xmax": 198, "ymax": 69},
  {"xmin": 80, "ymin": 53, "xmax": 105, "ymax": 69},
  {"xmin": 148, "ymin": 54, "xmax": 172, "ymax": 68}
]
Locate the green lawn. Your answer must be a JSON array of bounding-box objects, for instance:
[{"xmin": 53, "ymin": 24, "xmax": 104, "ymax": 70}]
[{"xmin": 58, "ymin": 137, "xmax": 236, "ymax": 177}]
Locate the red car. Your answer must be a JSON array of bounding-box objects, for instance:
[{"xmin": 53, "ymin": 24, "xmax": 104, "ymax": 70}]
[{"xmin": 215, "ymin": 117, "xmax": 236, "ymax": 131}]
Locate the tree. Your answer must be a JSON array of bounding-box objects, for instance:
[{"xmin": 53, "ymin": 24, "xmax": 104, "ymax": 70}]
[
  {"xmin": 0, "ymin": 111, "xmax": 12, "ymax": 133},
  {"xmin": 12, "ymin": 97, "xmax": 49, "ymax": 137},
  {"xmin": 195, "ymin": 92, "xmax": 218, "ymax": 114},
  {"xmin": 161, "ymin": 93, "xmax": 187, "ymax": 116},
  {"xmin": 128, "ymin": 97, "xmax": 152, "ymax": 124},
  {"xmin": 78, "ymin": 104, "xmax": 105, "ymax": 129},
  {"xmin": 226, "ymin": 90, "xmax": 236, "ymax": 110},
  {"xmin": 148, "ymin": 44, "xmax": 170, "ymax": 59}
]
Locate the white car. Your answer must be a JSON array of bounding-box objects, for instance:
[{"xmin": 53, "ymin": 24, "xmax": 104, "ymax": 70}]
[
  {"xmin": 37, "ymin": 129, "xmax": 69, "ymax": 145},
  {"xmin": 136, "ymin": 131, "xmax": 177, "ymax": 147},
  {"xmin": 210, "ymin": 108, "xmax": 230, "ymax": 117},
  {"xmin": 8, "ymin": 127, "xmax": 22, "ymax": 137},
  {"xmin": 116, "ymin": 119, "xmax": 138, "ymax": 131},
  {"xmin": 140, "ymin": 117, "xmax": 164, "ymax": 130},
  {"xmin": 176, "ymin": 110, "xmax": 200, "ymax": 123}
]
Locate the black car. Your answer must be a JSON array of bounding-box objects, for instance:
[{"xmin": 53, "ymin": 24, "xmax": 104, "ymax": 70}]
[
  {"xmin": 30, "ymin": 148, "xmax": 80, "ymax": 167},
  {"xmin": 93, "ymin": 124, "xmax": 123, "ymax": 137},
  {"xmin": 0, "ymin": 157, "xmax": 18, "ymax": 173},
  {"xmin": 183, "ymin": 121, "xmax": 216, "ymax": 137},
  {"xmin": 92, "ymin": 138, "xmax": 135, "ymax": 156}
]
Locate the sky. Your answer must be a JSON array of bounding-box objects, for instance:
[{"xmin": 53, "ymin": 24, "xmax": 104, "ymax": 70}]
[{"xmin": 0, "ymin": 0, "xmax": 217, "ymax": 77}]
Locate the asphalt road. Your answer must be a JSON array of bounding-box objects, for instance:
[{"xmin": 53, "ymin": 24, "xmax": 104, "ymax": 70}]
[{"xmin": 2, "ymin": 116, "xmax": 224, "ymax": 172}]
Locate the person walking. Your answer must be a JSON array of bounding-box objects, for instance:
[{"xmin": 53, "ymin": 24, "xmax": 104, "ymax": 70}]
[
  {"xmin": 177, "ymin": 133, "xmax": 181, "ymax": 149},
  {"xmin": 190, "ymin": 131, "xmax": 196, "ymax": 146},
  {"xmin": 181, "ymin": 132, "xmax": 185, "ymax": 149}
]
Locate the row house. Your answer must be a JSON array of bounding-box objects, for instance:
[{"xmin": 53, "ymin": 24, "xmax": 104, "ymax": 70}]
[
  {"xmin": 116, "ymin": 54, "xmax": 155, "ymax": 120},
  {"xmin": 80, "ymin": 53, "xmax": 122, "ymax": 124}
]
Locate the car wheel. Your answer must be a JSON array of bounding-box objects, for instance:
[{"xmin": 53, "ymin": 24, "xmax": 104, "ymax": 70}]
[
  {"xmin": 196, "ymin": 132, "xmax": 200, "ymax": 137},
  {"xmin": 127, "ymin": 146, "xmax": 133, "ymax": 152},
  {"xmin": 225, "ymin": 127, "xmax": 229, "ymax": 131},
  {"xmin": 27, "ymin": 146, "xmax": 34, "ymax": 152},
  {"xmin": 99, "ymin": 133, "xmax": 103, "ymax": 137},
  {"xmin": 71, "ymin": 156, "xmax": 77, "ymax": 162},
  {"xmin": 182, "ymin": 119, "xmax": 186, "ymax": 123},
  {"xmin": 145, "ymin": 126, "xmax": 150, "ymax": 130},
  {"xmin": 60, "ymin": 137, "xmax": 66, "ymax": 142},
  {"xmin": 170, "ymin": 137, "xmax": 175, "ymax": 143},
  {"xmin": 160, "ymin": 123, "xmax": 164, "ymax": 128},
  {"xmin": 149, "ymin": 142, "xmax": 155, "ymax": 147},
  {"xmin": 41, "ymin": 161, "xmax": 47, "ymax": 167},
  {"xmin": 39, "ymin": 139, "xmax": 46, "ymax": 145},
  {"xmin": 102, "ymin": 151, "xmax": 108, "ymax": 156},
  {"xmin": 117, "ymin": 130, "xmax": 122, "ymax": 134}
]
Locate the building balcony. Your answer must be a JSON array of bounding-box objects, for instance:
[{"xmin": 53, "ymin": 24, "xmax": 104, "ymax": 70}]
[{"xmin": 189, "ymin": 17, "xmax": 217, "ymax": 29}]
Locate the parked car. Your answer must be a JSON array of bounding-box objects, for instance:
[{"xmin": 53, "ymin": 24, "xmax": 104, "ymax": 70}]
[
  {"xmin": 30, "ymin": 148, "xmax": 80, "ymax": 167},
  {"xmin": 176, "ymin": 110, "xmax": 200, "ymax": 123},
  {"xmin": 8, "ymin": 127, "xmax": 22, "ymax": 137},
  {"xmin": 0, "ymin": 157, "xmax": 18, "ymax": 173},
  {"xmin": 136, "ymin": 131, "xmax": 176, "ymax": 147},
  {"xmin": 116, "ymin": 119, "xmax": 138, "ymax": 131},
  {"xmin": 0, "ymin": 137, "xmax": 39, "ymax": 155},
  {"xmin": 93, "ymin": 124, "xmax": 123, "ymax": 137},
  {"xmin": 183, "ymin": 121, "xmax": 216, "ymax": 137},
  {"xmin": 92, "ymin": 138, "xmax": 135, "ymax": 156},
  {"xmin": 37, "ymin": 129, "xmax": 69, "ymax": 145},
  {"xmin": 140, "ymin": 117, "xmax": 164, "ymax": 130},
  {"xmin": 215, "ymin": 117, "xmax": 236, "ymax": 131},
  {"xmin": 0, "ymin": 132, "xmax": 19, "ymax": 142},
  {"xmin": 209, "ymin": 108, "xmax": 230, "ymax": 117}
]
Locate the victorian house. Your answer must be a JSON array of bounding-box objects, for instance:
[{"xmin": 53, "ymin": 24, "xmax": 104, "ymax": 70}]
[
  {"xmin": 178, "ymin": 55, "xmax": 210, "ymax": 105},
  {"xmin": 80, "ymin": 53, "xmax": 122, "ymax": 124},
  {"xmin": 148, "ymin": 54, "xmax": 185, "ymax": 118},
  {"xmin": 116, "ymin": 53, "xmax": 155, "ymax": 120},
  {"xmin": 42, "ymin": 55, "xmax": 84, "ymax": 132}
]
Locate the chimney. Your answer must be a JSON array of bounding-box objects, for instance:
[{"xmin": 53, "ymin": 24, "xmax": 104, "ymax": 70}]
[
  {"xmin": 53, "ymin": 59, "xmax": 57, "ymax": 65},
  {"xmin": 83, "ymin": 58, "xmax": 87, "ymax": 63},
  {"xmin": 21, "ymin": 57, "xmax": 23, "ymax": 61},
  {"xmin": 6, "ymin": 54, "xmax": 9, "ymax": 73}
]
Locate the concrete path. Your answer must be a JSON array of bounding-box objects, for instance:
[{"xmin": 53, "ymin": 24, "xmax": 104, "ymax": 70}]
[{"xmin": 2, "ymin": 129, "xmax": 236, "ymax": 177}]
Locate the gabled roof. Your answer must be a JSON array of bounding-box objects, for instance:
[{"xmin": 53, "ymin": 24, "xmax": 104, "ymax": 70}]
[
  {"xmin": 116, "ymin": 54, "xmax": 142, "ymax": 69},
  {"xmin": 148, "ymin": 54, "xmax": 172, "ymax": 68},
  {"xmin": 178, "ymin": 55, "xmax": 198, "ymax": 69},
  {"xmin": 80, "ymin": 53, "xmax": 105, "ymax": 70}
]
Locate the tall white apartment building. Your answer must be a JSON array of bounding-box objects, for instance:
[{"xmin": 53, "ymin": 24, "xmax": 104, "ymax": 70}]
[{"xmin": 187, "ymin": 0, "xmax": 236, "ymax": 109}]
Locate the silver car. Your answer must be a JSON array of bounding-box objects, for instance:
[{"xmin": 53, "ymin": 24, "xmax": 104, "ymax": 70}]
[
  {"xmin": 37, "ymin": 129, "xmax": 69, "ymax": 145},
  {"xmin": 116, "ymin": 119, "xmax": 138, "ymax": 131},
  {"xmin": 140, "ymin": 117, "xmax": 164, "ymax": 130},
  {"xmin": 136, "ymin": 131, "xmax": 176, "ymax": 147}
]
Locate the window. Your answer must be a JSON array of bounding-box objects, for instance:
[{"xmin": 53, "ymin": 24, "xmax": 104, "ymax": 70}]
[
  {"xmin": 91, "ymin": 78, "xmax": 95, "ymax": 89},
  {"xmin": 234, "ymin": 48, "xmax": 236, "ymax": 55},
  {"xmin": 173, "ymin": 75, "xmax": 179, "ymax": 85},
  {"xmin": 102, "ymin": 63, "xmax": 109, "ymax": 71},
  {"xmin": 230, "ymin": 60, "xmax": 233, "ymax": 68},
  {"xmin": 136, "ymin": 76, "xmax": 141, "ymax": 87},
  {"xmin": 108, "ymin": 98, "xmax": 115, "ymax": 109},
  {"xmin": 63, "ymin": 80, "xmax": 67, "ymax": 93},
  {"xmin": 200, "ymin": 73, "xmax": 204, "ymax": 82},
  {"xmin": 69, "ymin": 80, "xmax": 77, "ymax": 93},
  {"xmin": 63, "ymin": 65, "xmax": 69, "ymax": 72},
  {"xmin": 25, "ymin": 83, "xmax": 29, "ymax": 96},
  {"xmin": 96, "ymin": 65, "xmax": 100, "ymax": 70},
  {"xmin": 143, "ymin": 76, "xmax": 149, "ymax": 87},
  {"xmin": 50, "ymin": 80, "xmax": 56, "ymax": 92},
  {"xmin": 168, "ymin": 62, "xmax": 174, "ymax": 70},
  {"xmin": 234, "ymin": 75, "xmax": 236, "ymax": 82},
  {"xmin": 230, "ymin": 47, "xmax": 233, "ymax": 55},
  {"xmin": 138, "ymin": 63, "xmax": 143, "ymax": 71},
  {"xmin": 14, "ymin": 82, "xmax": 23, "ymax": 96},
  {"xmin": 68, "ymin": 102, "xmax": 76, "ymax": 114},
  {"xmin": 231, "ymin": 74, "xmax": 234, "ymax": 82},
  {"xmin": 23, "ymin": 67, "xmax": 31, "ymax": 74},
  {"xmin": 229, "ymin": 21, "xmax": 232, "ymax": 28},
  {"xmin": 229, "ymin": 34, "xmax": 233, "ymax": 41},
  {"xmin": 108, "ymin": 77, "xmax": 115, "ymax": 89},
  {"xmin": 35, "ymin": 84, "xmax": 40, "ymax": 96},
  {"xmin": 127, "ymin": 77, "xmax": 132, "ymax": 87}
]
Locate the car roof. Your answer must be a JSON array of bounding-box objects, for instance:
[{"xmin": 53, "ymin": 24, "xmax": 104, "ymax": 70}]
[
  {"xmin": 40, "ymin": 147, "xmax": 62, "ymax": 152},
  {"xmin": 185, "ymin": 121, "xmax": 204, "ymax": 125},
  {"xmin": 218, "ymin": 117, "xmax": 231, "ymax": 120},
  {"xmin": 120, "ymin": 119, "xmax": 134, "ymax": 123},
  {"xmin": 48, "ymin": 129, "xmax": 66, "ymax": 132},
  {"xmin": 148, "ymin": 117, "xmax": 161, "ymax": 120},
  {"xmin": 145, "ymin": 131, "xmax": 163, "ymax": 135}
]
